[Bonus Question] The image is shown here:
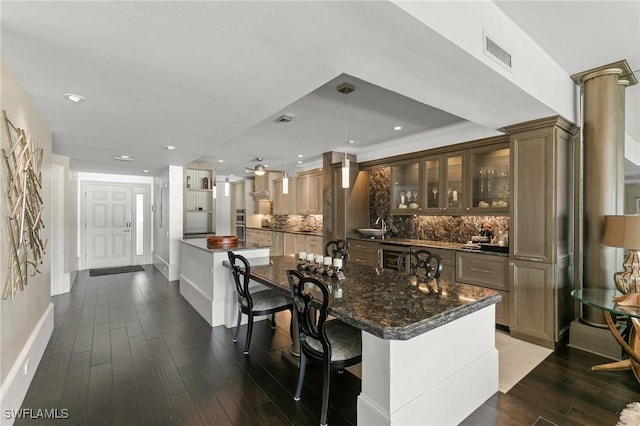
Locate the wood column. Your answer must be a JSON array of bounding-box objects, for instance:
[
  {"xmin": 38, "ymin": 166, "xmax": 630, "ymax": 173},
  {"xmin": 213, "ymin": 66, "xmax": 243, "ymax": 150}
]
[{"xmin": 572, "ymin": 61, "xmax": 637, "ymax": 325}]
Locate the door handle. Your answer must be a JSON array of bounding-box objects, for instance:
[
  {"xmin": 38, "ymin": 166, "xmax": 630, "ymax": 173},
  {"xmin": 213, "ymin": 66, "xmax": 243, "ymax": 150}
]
[
  {"xmin": 123, "ymin": 229, "xmax": 131, "ymax": 233},
  {"xmin": 126, "ymin": 221, "xmax": 131, "ymax": 228}
]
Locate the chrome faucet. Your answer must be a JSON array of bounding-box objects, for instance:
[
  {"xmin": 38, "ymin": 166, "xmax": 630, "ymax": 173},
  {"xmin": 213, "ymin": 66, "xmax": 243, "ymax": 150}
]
[{"xmin": 375, "ymin": 217, "xmax": 387, "ymax": 231}]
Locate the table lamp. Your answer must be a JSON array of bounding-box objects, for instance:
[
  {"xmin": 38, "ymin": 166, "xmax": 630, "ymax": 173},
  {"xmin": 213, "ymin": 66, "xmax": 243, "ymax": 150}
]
[{"xmin": 601, "ymin": 215, "xmax": 640, "ymax": 293}]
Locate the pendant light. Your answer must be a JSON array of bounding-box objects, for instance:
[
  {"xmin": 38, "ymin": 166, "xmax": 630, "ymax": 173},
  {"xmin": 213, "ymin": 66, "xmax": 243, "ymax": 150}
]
[
  {"xmin": 337, "ymin": 83, "xmax": 355, "ymax": 189},
  {"xmin": 278, "ymin": 115, "xmax": 292, "ymax": 194},
  {"xmin": 224, "ymin": 177, "xmax": 230, "ymax": 197}
]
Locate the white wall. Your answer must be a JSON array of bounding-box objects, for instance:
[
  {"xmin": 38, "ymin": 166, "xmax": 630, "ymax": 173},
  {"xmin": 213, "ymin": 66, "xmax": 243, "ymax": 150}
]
[
  {"xmin": 1, "ymin": 58, "xmax": 54, "ymax": 423},
  {"xmin": 153, "ymin": 165, "xmax": 183, "ymax": 281}
]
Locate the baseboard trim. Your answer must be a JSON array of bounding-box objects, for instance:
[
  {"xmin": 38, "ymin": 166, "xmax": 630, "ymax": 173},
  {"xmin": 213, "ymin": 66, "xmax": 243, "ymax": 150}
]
[
  {"xmin": 153, "ymin": 253, "xmax": 179, "ymax": 281},
  {"xmin": 0, "ymin": 302, "xmax": 54, "ymax": 426}
]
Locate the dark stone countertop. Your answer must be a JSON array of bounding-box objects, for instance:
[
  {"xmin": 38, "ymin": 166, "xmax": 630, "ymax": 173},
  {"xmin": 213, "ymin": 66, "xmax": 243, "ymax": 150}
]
[
  {"xmin": 243, "ymin": 254, "xmax": 501, "ymax": 340},
  {"xmin": 347, "ymin": 235, "xmax": 509, "ymax": 257}
]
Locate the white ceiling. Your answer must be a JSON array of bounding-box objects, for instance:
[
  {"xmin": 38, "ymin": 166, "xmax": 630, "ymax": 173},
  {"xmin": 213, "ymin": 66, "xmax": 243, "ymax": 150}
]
[{"xmin": 1, "ymin": 1, "xmax": 638, "ymax": 179}]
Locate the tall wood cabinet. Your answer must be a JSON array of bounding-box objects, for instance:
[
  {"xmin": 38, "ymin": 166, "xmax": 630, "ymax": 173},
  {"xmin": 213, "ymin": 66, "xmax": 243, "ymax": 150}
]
[
  {"xmin": 297, "ymin": 170, "xmax": 323, "ymax": 215},
  {"xmin": 184, "ymin": 165, "xmax": 215, "ymax": 237},
  {"xmin": 507, "ymin": 116, "xmax": 577, "ymax": 348}
]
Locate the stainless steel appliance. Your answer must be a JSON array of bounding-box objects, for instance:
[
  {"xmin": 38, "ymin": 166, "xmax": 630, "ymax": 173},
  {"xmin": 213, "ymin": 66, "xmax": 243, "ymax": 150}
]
[
  {"xmin": 380, "ymin": 244, "xmax": 407, "ymax": 270},
  {"xmin": 236, "ymin": 209, "xmax": 246, "ymax": 242}
]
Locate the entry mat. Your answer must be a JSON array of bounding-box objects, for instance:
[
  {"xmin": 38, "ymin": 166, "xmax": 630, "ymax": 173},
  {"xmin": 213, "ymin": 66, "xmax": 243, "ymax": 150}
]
[{"xmin": 89, "ymin": 265, "xmax": 145, "ymax": 276}]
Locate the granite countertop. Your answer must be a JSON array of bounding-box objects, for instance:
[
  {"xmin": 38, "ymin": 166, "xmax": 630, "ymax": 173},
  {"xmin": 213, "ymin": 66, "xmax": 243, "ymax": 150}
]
[
  {"xmin": 347, "ymin": 235, "xmax": 509, "ymax": 257},
  {"xmin": 180, "ymin": 238, "xmax": 271, "ymax": 253},
  {"xmin": 247, "ymin": 226, "xmax": 323, "ymax": 237},
  {"xmin": 245, "ymin": 254, "xmax": 501, "ymax": 340}
]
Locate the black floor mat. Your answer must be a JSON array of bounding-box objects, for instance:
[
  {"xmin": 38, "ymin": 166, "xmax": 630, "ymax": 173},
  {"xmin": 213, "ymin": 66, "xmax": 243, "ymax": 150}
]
[{"xmin": 89, "ymin": 265, "xmax": 145, "ymax": 276}]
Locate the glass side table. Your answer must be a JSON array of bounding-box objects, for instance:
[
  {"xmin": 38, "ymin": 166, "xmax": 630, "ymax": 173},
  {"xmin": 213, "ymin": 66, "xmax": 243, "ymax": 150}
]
[{"xmin": 571, "ymin": 289, "xmax": 640, "ymax": 382}]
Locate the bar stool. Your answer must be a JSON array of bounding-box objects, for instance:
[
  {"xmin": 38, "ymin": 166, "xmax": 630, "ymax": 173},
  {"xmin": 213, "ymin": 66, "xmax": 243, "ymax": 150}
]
[
  {"xmin": 227, "ymin": 251, "xmax": 291, "ymax": 355},
  {"xmin": 397, "ymin": 249, "xmax": 442, "ymax": 280},
  {"xmin": 287, "ymin": 269, "xmax": 362, "ymax": 426},
  {"xmin": 324, "ymin": 239, "xmax": 348, "ymax": 261}
]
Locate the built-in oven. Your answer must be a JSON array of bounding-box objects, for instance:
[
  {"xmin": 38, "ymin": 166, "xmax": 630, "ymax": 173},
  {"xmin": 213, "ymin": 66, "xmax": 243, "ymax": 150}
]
[
  {"xmin": 380, "ymin": 244, "xmax": 407, "ymax": 270},
  {"xmin": 236, "ymin": 209, "xmax": 246, "ymax": 242}
]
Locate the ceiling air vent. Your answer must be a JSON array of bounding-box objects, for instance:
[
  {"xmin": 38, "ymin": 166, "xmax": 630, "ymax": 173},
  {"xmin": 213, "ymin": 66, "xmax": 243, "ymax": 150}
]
[{"xmin": 483, "ymin": 32, "xmax": 512, "ymax": 70}]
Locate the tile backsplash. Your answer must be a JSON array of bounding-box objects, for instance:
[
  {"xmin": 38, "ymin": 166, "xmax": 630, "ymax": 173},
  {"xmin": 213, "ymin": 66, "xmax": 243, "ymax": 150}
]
[
  {"xmin": 262, "ymin": 214, "xmax": 323, "ymax": 231},
  {"xmin": 368, "ymin": 167, "xmax": 509, "ymax": 244}
]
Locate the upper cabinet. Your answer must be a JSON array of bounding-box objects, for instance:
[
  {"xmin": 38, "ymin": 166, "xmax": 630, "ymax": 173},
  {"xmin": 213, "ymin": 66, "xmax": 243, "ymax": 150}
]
[
  {"xmin": 297, "ymin": 170, "xmax": 323, "ymax": 215},
  {"xmin": 467, "ymin": 143, "xmax": 510, "ymax": 214},
  {"xmin": 273, "ymin": 177, "xmax": 297, "ymax": 215},
  {"xmin": 388, "ymin": 137, "xmax": 510, "ymax": 215},
  {"xmin": 184, "ymin": 165, "xmax": 215, "ymax": 237}
]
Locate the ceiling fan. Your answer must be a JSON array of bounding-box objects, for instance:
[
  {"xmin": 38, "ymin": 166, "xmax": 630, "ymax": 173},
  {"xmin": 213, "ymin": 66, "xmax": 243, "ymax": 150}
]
[{"xmin": 245, "ymin": 157, "xmax": 267, "ymax": 176}]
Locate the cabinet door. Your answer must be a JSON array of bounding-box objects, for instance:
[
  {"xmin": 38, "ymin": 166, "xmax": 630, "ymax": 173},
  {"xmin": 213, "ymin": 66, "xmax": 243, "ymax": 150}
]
[
  {"xmin": 233, "ymin": 182, "xmax": 245, "ymax": 210},
  {"xmin": 390, "ymin": 160, "xmax": 422, "ymax": 214},
  {"xmin": 271, "ymin": 232, "xmax": 284, "ymax": 256},
  {"xmin": 511, "ymin": 128, "xmax": 554, "ymax": 262},
  {"xmin": 423, "ymin": 155, "xmax": 441, "ymax": 212},
  {"xmin": 510, "ymin": 259, "xmax": 554, "ymax": 347},
  {"xmin": 349, "ymin": 239, "xmax": 380, "ymax": 266},
  {"xmin": 273, "ymin": 178, "xmax": 297, "ymax": 215},
  {"xmin": 306, "ymin": 235, "xmax": 323, "ymax": 255},
  {"xmin": 442, "ymin": 152, "xmax": 465, "ymax": 214},
  {"xmin": 297, "ymin": 172, "xmax": 322, "ymax": 214},
  {"xmin": 296, "ymin": 174, "xmax": 310, "ymax": 214},
  {"xmin": 468, "ymin": 144, "xmax": 510, "ymax": 213},
  {"xmin": 284, "ymin": 232, "xmax": 296, "ymax": 255}
]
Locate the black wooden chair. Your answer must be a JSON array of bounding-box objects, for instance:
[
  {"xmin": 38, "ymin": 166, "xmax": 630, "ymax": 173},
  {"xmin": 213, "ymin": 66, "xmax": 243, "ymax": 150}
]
[
  {"xmin": 397, "ymin": 249, "xmax": 442, "ymax": 280},
  {"xmin": 287, "ymin": 269, "xmax": 362, "ymax": 426},
  {"xmin": 324, "ymin": 239, "xmax": 348, "ymax": 261},
  {"xmin": 227, "ymin": 251, "xmax": 291, "ymax": 355}
]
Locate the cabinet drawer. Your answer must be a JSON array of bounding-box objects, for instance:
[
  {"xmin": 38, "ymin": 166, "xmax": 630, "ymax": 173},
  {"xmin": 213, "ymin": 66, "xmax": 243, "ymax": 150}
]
[
  {"xmin": 348, "ymin": 239, "xmax": 380, "ymax": 267},
  {"xmin": 456, "ymin": 252, "xmax": 508, "ymax": 291}
]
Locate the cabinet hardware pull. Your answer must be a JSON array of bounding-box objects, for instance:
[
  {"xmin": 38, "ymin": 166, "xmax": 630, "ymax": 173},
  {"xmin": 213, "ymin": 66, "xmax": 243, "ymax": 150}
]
[
  {"xmin": 517, "ymin": 256, "xmax": 545, "ymax": 262},
  {"xmin": 469, "ymin": 267, "xmax": 493, "ymax": 274}
]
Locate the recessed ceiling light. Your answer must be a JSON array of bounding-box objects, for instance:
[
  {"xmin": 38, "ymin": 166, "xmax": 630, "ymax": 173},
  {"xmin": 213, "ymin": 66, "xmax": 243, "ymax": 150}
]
[
  {"xmin": 297, "ymin": 154, "xmax": 304, "ymax": 158},
  {"xmin": 63, "ymin": 93, "xmax": 85, "ymax": 103},
  {"xmin": 142, "ymin": 169, "xmax": 149, "ymax": 173},
  {"xmin": 113, "ymin": 155, "xmax": 135, "ymax": 161},
  {"xmin": 120, "ymin": 155, "xmax": 130, "ymax": 159},
  {"xmin": 297, "ymin": 160, "xmax": 303, "ymax": 164},
  {"xmin": 348, "ymin": 139, "xmax": 355, "ymax": 144},
  {"xmin": 165, "ymin": 145, "xmax": 176, "ymax": 150},
  {"xmin": 218, "ymin": 159, "xmax": 224, "ymax": 163},
  {"xmin": 394, "ymin": 126, "xmax": 402, "ymax": 131}
]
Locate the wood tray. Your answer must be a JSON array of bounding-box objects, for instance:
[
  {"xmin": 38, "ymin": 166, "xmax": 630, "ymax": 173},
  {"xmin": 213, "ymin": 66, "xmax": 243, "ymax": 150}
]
[{"xmin": 207, "ymin": 235, "xmax": 238, "ymax": 249}]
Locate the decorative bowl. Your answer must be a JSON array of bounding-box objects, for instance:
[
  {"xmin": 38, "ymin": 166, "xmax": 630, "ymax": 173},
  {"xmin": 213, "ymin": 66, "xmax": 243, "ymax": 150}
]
[{"xmin": 357, "ymin": 228, "xmax": 386, "ymax": 238}]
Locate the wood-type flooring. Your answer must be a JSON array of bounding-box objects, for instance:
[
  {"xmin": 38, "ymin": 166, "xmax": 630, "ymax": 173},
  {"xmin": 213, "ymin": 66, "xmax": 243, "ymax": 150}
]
[{"xmin": 16, "ymin": 266, "xmax": 640, "ymax": 425}]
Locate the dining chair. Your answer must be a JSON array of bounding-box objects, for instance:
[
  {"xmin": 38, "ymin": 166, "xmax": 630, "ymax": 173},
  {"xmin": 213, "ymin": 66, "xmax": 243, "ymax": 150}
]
[
  {"xmin": 227, "ymin": 251, "xmax": 291, "ymax": 355},
  {"xmin": 324, "ymin": 239, "xmax": 348, "ymax": 261},
  {"xmin": 397, "ymin": 249, "xmax": 442, "ymax": 280},
  {"xmin": 287, "ymin": 269, "xmax": 362, "ymax": 426}
]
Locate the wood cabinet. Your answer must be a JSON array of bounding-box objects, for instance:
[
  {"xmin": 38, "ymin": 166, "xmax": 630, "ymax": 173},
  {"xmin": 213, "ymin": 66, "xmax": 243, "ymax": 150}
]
[
  {"xmin": 506, "ymin": 116, "xmax": 577, "ymax": 348},
  {"xmin": 271, "ymin": 232, "xmax": 284, "ymax": 256},
  {"xmin": 184, "ymin": 165, "xmax": 215, "ymax": 237},
  {"xmin": 232, "ymin": 181, "xmax": 245, "ymax": 210},
  {"xmin": 420, "ymin": 247, "xmax": 455, "ymax": 283},
  {"xmin": 348, "ymin": 239, "xmax": 380, "ymax": 267},
  {"xmin": 456, "ymin": 251, "xmax": 509, "ymax": 326},
  {"xmin": 296, "ymin": 170, "xmax": 323, "ymax": 215},
  {"xmin": 273, "ymin": 177, "xmax": 297, "ymax": 214},
  {"xmin": 390, "ymin": 160, "xmax": 422, "ymax": 214},
  {"xmin": 284, "ymin": 232, "xmax": 296, "ymax": 255},
  {"xmin": 295, "ymin": 233, "xmax": 323, "ymax": 254},
  {"xmin": 467, "ymin": 143, "xmax": 510, "ymax": 214},
  {"xmin": 245, "ymin": 228, "xmax": 272, "ymax": 247}
]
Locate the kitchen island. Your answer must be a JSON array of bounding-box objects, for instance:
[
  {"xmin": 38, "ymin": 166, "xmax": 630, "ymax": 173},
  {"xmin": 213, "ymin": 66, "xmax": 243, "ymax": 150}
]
[
  {"xmin": 245, "ymin": 254, "xmax": 501, "ymax": 426},
  {"xmin": 178, "ymin": 238, "xmax": 270, "ymax": 327}
]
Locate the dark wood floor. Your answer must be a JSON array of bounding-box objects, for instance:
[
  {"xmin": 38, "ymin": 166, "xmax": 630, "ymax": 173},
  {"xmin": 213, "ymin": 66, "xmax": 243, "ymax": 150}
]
[{"xmin": 18, "ymin": 266, "xmax": 640, "ymax": 425}]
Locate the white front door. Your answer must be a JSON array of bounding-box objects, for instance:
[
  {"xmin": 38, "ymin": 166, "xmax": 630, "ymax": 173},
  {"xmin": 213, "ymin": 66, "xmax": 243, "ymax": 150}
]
[{"xmin": 85, "ymin": 183, "xmax": 133, "ymax": 269}]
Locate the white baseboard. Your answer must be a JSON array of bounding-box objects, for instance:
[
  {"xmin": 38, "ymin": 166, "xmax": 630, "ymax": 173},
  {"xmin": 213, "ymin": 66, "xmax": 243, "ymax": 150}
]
[
  {"xmin": 0, "ymin": 303, "xmax": 54, "ymax": 426},
  {"xmin": 154, "ymin": 253, "xmax": 179, "ymax": 281},
  {"xmin": 179, "ymin": 273, "xmax": 214, "ymax": 326}
]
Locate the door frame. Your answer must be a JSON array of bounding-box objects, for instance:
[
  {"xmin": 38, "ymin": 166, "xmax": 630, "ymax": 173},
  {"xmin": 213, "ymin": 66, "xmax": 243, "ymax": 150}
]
[{"xmin": 80, "ymin": 181, "xmax": 152, "ymax": 270}]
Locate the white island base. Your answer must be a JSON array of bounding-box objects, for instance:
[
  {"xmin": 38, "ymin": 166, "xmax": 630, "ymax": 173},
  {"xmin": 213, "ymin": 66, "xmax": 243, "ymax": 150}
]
[{"xmin": 357, "ymin": 305, "xmax": 498, "ymax": 426}]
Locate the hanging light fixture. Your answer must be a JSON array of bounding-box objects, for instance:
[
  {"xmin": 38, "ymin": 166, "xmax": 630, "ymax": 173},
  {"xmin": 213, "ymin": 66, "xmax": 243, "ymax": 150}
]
[
  {"xmin": 337, "ymin": 82, "xmax": 355, "ymax": 189},
  {"xmin": 224, "ymin": 177, "xmax": 230, "ymax": 197},
  {"xmin": 254, "ymin": 162, "xmax": 266, "ymax": 176},
  {"xmin": 278, "ymin": 115, "xmax": 292, "ymax": 194}
]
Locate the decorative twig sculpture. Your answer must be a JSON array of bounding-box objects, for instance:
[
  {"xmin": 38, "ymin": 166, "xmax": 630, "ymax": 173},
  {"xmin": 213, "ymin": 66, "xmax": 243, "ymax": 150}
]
[{"xmin": 2, "ymin": 110, "xmax": 47, "ymax": 299}]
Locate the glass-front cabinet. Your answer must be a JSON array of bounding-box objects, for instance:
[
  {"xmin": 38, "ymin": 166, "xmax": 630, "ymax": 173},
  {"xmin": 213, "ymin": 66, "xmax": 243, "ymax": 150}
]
[
  {"xmin": 444, "ymin": 153, "xmax": 464, "ymax": 212},
  {"xmin": 424, "ymin": 156, "xmax": 440, "ymax": 210},
  {"xmin": 468, "ymin": 143, "xmax": 510, "ymax": 213},
  {"xmin": 391, "ymin": 160, "xmax": 422, "ymax": 214}
]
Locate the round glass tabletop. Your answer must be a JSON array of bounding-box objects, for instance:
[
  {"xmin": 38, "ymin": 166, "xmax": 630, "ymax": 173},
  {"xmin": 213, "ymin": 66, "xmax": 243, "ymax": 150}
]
[{"xmin": 571, "ymin": 289, "xmax": 640, "ymax": 319}]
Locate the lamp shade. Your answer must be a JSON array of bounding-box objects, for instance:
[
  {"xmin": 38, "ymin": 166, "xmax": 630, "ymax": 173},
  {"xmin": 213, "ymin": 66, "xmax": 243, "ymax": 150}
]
[{"xmin": 601, "ymin": 215, "xmax": 640, "ymax": 249}]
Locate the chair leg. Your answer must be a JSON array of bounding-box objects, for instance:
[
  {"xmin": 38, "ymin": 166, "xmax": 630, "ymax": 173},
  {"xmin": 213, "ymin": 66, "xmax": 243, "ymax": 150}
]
[
  {"xmin": 271, "ymin": 312, "xmax": 276, "ymax": 329},
  {"xmin": 294, "ymin": 351, "xmax": 306, "ymax": 401},
  {"xmin": 319, "ymin": 358, "xmax": 331, "ymax": 426},
  {"xmin": 233, "ymin": 307, "xmax": 242, "ymax": 343},
  {"xmin": 244, "ymin": 312, "xmax": 254, "ymax": 355}
]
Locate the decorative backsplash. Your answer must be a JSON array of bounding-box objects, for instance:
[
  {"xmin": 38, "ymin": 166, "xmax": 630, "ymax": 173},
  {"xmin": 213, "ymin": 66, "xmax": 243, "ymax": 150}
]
[
  {"xmin": 262, "ymin": 214, "xmax": 323, "ymax": 231},
  {"xmin": 368, "ymin": 167, "xmax": 509, "ymax": 243}
]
